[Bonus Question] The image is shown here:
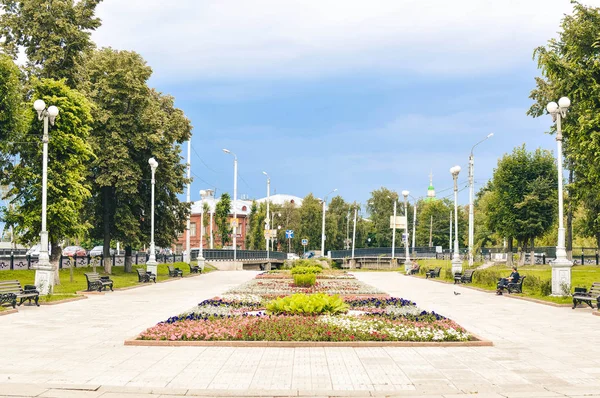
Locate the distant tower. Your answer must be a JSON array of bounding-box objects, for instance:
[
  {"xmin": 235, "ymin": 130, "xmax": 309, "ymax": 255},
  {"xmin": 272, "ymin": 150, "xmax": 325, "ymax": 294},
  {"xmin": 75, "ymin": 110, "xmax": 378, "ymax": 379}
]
[{"xmin": 426, "ymin": 170, "xmax": 436, "ymax": 201}]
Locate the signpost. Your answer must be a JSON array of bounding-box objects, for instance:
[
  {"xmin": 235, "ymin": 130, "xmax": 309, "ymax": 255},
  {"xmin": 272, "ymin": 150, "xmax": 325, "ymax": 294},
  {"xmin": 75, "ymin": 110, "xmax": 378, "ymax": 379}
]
[
  {"xmin": 301, "ymin": 238, "xmax": 308, "ymax": 255},
  {"xmin": 285, "ymin": 230, "xmax": 294, "ymax": 239},
  {"xmin": 390, "ymin": 216, "xmax": 407, "ymax": 229}
]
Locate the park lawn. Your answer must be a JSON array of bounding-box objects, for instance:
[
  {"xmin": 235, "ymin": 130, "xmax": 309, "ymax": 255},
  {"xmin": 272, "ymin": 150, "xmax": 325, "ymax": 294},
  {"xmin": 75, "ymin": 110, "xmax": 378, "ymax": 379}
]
[{"xmin": 0, "ymin": 261, "xmax": 214, "ymax": 304}]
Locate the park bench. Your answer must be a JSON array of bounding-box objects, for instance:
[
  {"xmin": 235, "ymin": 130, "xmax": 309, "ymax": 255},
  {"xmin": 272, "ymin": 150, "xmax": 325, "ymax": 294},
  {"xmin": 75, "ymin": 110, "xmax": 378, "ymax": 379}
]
[
  {"xmin": 454, "ymin": 269, "xmax": 475, "ymax": 284},
  {"xmin": 84, "ymin": 273, "xmax": 114, "ymax": 292},
  {"xmin": 572, "ymin": 282, "xmax": 600, "ymax": 309},
  {"xmin": 498, "ymin": 276, "xmax": 526, "ymax": 294},
  {"xmin": 189, "ymin": 264, "xmax": 201, "ymax": 274},
  {"xmin": 168, "ymin": 265, "xmax": 183, "ymax": 277},
  {"xmin": 426, "ymin": 267, "xmax": 441, "ymax": 279},
  {"xmin": 409, "ymin": 264, "xmax": 420, "ymax": 275},
  {"xmin": 0, "ymin": 280, "xmax": 39, "ymax": 308},
  {"xmin": 136, "ymin": 268, "xmax": 156, "ymax": 283}
]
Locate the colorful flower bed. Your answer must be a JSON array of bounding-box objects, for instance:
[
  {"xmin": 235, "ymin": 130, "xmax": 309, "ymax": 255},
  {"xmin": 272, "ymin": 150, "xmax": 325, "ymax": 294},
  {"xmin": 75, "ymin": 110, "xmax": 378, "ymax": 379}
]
[{"xmin": 137, "ymin": 271, "xmax": 472, "ymax": 343}]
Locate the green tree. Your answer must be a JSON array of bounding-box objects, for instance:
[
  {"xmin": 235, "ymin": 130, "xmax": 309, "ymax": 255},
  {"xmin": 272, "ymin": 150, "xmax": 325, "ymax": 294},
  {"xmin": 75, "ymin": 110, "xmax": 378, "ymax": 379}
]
[
  {"xmin": 0, "ymin": 54, "xmax": 25, "ymax": 173},
  {"xmin": 1, "ymin": 78, "xmax": 94, "ymax": 282},
  {"xmin": 529, "ymin": 3, "xmax": 600, "ymax": 250},
  {"xmin": 0, "ymin": 0, "xmax": 103, "ymax": 86},
  {"xmin": 215, "ymin": 193, "xmax": 232, "ymax": 248},
  {"xmin": 297, "ymin": 194, "xmax": 322, "ymax": 253},
  {"xmin": 326, "ymin": 196, "xmax": 350, "ymax": 251},
  {"xmin": 486, "ymin": 145, "xmax": 557, "ymax": 265},
  {"xmin": 415, "ymin": 198, "xmax": 456, "ymax": 249},
  {"xmin": 78, "ymin": 48, "xmax": 191, "ymax": 273}
]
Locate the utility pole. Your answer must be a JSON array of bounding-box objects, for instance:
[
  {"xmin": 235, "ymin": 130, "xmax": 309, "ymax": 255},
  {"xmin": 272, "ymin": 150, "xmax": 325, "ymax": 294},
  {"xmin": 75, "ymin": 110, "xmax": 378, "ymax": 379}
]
[
  {"xmin": 185, "ymin": 140, "xmax": 191, "ymax": 264},
  {"xmin": 429, "ymin": 215, "xmax": 433, "ymax": 248}
]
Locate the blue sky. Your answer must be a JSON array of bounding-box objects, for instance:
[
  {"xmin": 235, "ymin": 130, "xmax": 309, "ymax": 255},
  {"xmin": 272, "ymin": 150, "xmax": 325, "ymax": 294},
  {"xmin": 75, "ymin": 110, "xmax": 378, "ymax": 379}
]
[{"xmin": 91, "ymin": 0, "xmax": 600, "ymax": 207}]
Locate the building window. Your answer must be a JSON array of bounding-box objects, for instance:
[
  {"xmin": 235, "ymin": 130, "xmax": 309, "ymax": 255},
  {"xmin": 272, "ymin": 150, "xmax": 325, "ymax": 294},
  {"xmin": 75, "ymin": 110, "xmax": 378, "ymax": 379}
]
[{"xmin": 191, "ymin": 222, "xmax": 197, "ymax": 237}]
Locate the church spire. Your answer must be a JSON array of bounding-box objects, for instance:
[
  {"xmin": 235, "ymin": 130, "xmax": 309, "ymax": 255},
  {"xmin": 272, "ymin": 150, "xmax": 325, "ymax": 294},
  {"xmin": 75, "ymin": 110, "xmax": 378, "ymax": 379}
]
[{"xmin": 426, "ymin": 170, "xmax": 436, "ymax": 201}]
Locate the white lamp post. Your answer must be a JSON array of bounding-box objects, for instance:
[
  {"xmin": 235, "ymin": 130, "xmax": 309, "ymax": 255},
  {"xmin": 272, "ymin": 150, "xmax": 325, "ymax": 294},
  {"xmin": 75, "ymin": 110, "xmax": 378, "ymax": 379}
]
[
  {"xmin": 468, "ymin": 133, "xmax": 493, "ymax": 266},
  {"xmin": 409, "ymin": 194, "xmax": 418, "ymax": 254},
  {"xmin": 33, "ymin": 99, "xmax": 58, "ymax": 295},
  {"xmin": 146, "ymin": 157, "xmax": 159, "ymax": 276},
  {"xmin": 389, "ymin": 195, "xmax": 398, "ymax": 262},
  {"xmin": 185, "ymin": 140, "xmax": 191, "ymax": 265},
  {"xmin": 321, "ymin": 188, "xmax": 337, "ymax": 257},
  {"xmin": 198, "ymin": 190, "xmax": 206, "ymax": 270},
  {"xmin": 351, "ymin": 206, "xmax": 357, "ymax": 259},
  {"xmin": 402, "ymin": 190, "xmax": 411, "ymax": 271},
  {"xmin": 450, "ymin": 165, "xmax": 462, "ymax": 275},
  {"xmin": 547, "ymin": 97, "xmax": 572, "ymax": 295},
  {"xmin": 223, "ymin": 149, "xmax": 238, "ymax": 262},
  {"xmin": 263, "ymin": 171, "xmax": 270, "ymax": 260}
]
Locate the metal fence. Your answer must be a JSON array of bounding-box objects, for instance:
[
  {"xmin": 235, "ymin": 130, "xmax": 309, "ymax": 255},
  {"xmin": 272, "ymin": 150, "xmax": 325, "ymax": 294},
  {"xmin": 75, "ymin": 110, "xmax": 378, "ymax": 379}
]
[
  {"xmin": 0, "ymin": 254, "xmax": 184, "ymax": 271},
  {"xmin": 191, "ymin": 249, "xmax": 287, "ymax": 261}
]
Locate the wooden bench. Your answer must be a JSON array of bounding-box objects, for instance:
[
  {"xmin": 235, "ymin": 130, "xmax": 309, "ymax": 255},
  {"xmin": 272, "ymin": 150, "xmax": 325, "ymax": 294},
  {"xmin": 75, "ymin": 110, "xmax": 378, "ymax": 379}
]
[
  {"xmin": 84, "ymin": 273, "xmax": 114, "ymax": 292},
  {"xmin": 501, "ymin": 276, "xmax": 526, "ymax": 294},
  {"xmin": 189, "ymin": 264, "xmax": 201, "ymax": 274},
  {"xmin": 426, "ymin": 267, "xmax": 441, "ymax": 279},
  {"xmin": 136, "ymin": 268, "xmax": 156, "ymax": 283},
  {"xmin": 572, "ymin": 282, "xmax": 600, "ymax": 309},
  {"xmin": 168, "ymin": 266, "xmax": 183, "ymax": 277},
  {"xmin": 0, "ymin": 280, "xmax": 40, "ymax": 308},
  {"xmin": 454, "ymin": 269, "xmax": 475, "ymax": 284}
]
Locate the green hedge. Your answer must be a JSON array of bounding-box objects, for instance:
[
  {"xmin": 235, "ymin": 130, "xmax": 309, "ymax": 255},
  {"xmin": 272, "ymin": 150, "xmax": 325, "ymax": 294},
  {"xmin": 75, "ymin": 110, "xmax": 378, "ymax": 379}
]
[
  {"xmin": 293, "ymin": 273, "xmax": 316, "ymax": 287},
  {"xmin": 266, "ymin": 293, "xmax": 348, "ymax": 315},
  {"xmin": 291, "ymin": 266, "xmax": 322, "ymax": 275}
]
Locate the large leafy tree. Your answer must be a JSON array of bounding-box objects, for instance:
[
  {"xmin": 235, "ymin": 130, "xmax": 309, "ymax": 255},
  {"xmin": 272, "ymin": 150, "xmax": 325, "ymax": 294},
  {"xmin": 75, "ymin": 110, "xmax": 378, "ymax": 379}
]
[
  {"xmin": 414, "ymin": 198, "xmax": 462, "ymax": 249},
  {"xmin": 485, "ymin": 145, "xmax": 557, "ymax": 265},
  {"xmin": 366, "ymin": 187, "xmax": 415, "ymax": 249},
  {"xmin": 296, "ymin": 194, "xmax": 323, "ymax": 253},
  {"xmin": 215, "ymin": 193, "xmax": 232, "ymax": 248},
  {"xmin": 78, "ymin": 48, "xmax": 191, "ymax": 272},
  {"xmin": 1, "ymin": 78, "xmax": 94, "ymax": 281},
  {"xmin": 326, "ymin": 196, "xmax": 350, "ymax": 251},
  {"xmin": 0, "ymin": 54, "xmax": 24, "ymax": 176},
  {"xmin": 0, "ymin": 0, "xmax": 102, "ymax": 86},
  {"xmin": 529, "ymin": 3, "xmax": 600, "ymax": 252}
]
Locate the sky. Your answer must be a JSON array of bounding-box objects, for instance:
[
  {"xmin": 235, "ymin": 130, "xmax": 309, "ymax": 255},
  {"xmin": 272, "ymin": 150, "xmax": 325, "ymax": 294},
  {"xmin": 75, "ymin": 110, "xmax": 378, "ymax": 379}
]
[{"xmin": 91, "ymin": 0, "xmax": 600, "ymax": 207}]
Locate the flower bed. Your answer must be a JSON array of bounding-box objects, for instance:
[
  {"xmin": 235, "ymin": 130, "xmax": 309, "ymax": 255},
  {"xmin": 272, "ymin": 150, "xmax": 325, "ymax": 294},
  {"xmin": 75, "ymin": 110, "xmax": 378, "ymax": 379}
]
[{"xmin": 135, "ymin": 272, "xmax": 476, "ymax": 344}]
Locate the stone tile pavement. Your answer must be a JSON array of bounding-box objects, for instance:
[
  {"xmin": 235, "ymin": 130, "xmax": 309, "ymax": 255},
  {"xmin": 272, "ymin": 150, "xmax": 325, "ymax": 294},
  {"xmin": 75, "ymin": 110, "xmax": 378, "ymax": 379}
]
[{"xmin": 0, "ymin": 271, "xmax": 598, "ymax": 397}]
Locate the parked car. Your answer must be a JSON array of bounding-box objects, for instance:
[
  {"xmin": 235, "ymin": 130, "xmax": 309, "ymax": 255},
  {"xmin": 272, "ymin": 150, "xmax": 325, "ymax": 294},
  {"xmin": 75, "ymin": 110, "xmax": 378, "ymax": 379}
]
[
  {"xmin": 89, "ymin": 246, "xmax": 115, "ymax": 257},
  {"xmin": 287, "ymin": 253, "xmax": 300, "ymax": 260},
  {"xmin": 26, "ymin": 244, "xmax": 41, "ymax": 258},
  {"xmin": 302, "ymin": 251, "xmax": 316, "ymax": 259},
  {"xmin": 62, "ymin": 246, "xmax": 87, "ymax": 257}
]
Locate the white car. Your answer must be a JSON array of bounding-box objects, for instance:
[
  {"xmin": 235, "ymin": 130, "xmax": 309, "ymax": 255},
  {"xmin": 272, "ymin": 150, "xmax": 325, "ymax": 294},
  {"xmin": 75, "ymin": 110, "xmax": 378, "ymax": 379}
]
[
  {"xmin": 26, "ymin": 244, "xmax": 41, "ymax": 257},
  {"xmin": 89, "ymin": 246, "xmax": 115, "ymax": 257},
  {"xmin": 287, "ymin": 253, "xmax": 300, "ymax": 260}
]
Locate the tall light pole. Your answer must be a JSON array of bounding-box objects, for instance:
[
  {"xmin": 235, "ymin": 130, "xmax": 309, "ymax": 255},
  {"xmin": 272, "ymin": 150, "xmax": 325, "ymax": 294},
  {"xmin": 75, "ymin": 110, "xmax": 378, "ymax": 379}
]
[
  {"xmin": 547, "ymin": 97, "xmax": 572, "ymax": 295},
  {"xmin": 263, "ymin": 172, "xmax": 270, "ymax": 260},
  {"xmin": 223, "ymin": 149, "xmax": 238, "ymax": 262},
  {"xmin": 346, "ymin": 208, "xmax": 351, "ymax": 250},
  {"xmin": 468, "ymin": 133, "xmax": 493, "ymax": 266},
  {"xmin": 33, "ymin": 99, "xmax": 59, "ymax": 295},
  {"xmin": 146, "ymin": 157, "xmax": 159, "ymax": 276},
  {"xmin": 390, "ymin": 195, "xmax": 398, "ymax": 261},
  {"xmin": 198, "ymin": 190, "xmax": 205, "ymax": 269},
  {"xmin": 351, "ymin": 206, "xmax": 357, "ymax": 259},
  {"xmin": 185, "ymin": 140, "xmax": 191, "ymax": 265},
  {"xmin": 402, "ymin": 190, "xmax": 411, "ymax": 271},
  {"xmin": 409, "ymin": 194, "xmax": 418, "ymax": 254},
  {"xmin": 321, "ymin": 188, "xmax": 337, "ymax": 256},
  {"xmin": 450, "ymin": 165, "xmax": 462, "ymax": 275}
]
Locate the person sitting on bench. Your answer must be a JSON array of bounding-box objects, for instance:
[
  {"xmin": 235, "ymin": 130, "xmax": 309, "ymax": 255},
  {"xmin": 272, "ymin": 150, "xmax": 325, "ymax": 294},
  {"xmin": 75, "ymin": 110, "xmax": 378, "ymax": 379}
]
[
  {"xmin": 406, "ymin": 261, "xmax": 419, "ymax": 275},
  {"xmin": 497, "ymin": 266, "xmax": 519, "ymax": 295}
]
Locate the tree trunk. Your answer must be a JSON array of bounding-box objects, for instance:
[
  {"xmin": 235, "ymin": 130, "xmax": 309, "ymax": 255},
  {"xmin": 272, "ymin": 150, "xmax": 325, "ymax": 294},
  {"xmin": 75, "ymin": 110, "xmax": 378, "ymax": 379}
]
[
  {"xmin": 517, "ymin": 239, "xmax": 525, "ymax": 266},
  {"xmin": 102, "ymin": 186, "xmax": 112, "ymax": 274},
  {"xmin": 506, "ymin": 237, "xmax": 513, "ymax": 266},
  {"xmin": 566, "ymin": 168, "xmax": 573, "ymax": 260},
  {"xmin": 125, "ymin": 245, "xmax": 133, "ymax": 273},
  {"xmin": 51, "ymin": 242, "xmax": 61, "ymax": 286},
  {"xmin": 530, "ymin": 236, "xmax": 535, "ymax": 266},
  {"xmin": 596, "ymin": 233, "xmax": 600, "ymax": 252}
]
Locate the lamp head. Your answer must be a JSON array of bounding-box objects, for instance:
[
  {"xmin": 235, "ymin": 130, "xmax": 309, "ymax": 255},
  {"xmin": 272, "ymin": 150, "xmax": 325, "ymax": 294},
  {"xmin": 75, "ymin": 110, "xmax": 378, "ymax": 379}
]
[
  {"xmin": 222, "ymin": 148, "xmax": 230, "ymax": 154},
  {"xmin": 333, "ymin": 188, "xmax": 338, "ymax": 193},
  {"xmin": 148, "ymin": 157, "xmax": 158, "ymax": 170},
  {"xmin": 47, "ymin": 106, "xmax": 59, "ymax": 117},
  {"xmin": 558, "ymin": 96, "xmax": 571, "ymax": 109},
  {"xmin": 262, "ymin": 171, "xmax": 268, "ymax": 176},
  {"xmin": 402, "ymin": 190, "xmax": 409, "ymax": 198},
  {"xmin": 450, "ymin": 165, "xmax": 461, "ymax": 176},
  {"xmin": 34, "ymin": 99, "xmax": 46, "ymax": 112},
  {"xmin": 547, "ymin": 101, "xmax": 559, "ymax": 114},
  {"xmin": 487, "ymin": 133, "xmax": 494, "ymax": 138}
]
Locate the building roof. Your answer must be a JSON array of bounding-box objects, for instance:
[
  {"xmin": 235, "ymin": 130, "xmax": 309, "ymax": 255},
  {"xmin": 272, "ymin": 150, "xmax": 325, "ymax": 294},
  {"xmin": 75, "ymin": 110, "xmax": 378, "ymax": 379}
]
[
  {"xmin": 190, "ymin": 193, "xmax": 303, "ymax": 216},
  {"xmin": 255, "ymin": 194, "xmax": 303, "ymax": 207}
]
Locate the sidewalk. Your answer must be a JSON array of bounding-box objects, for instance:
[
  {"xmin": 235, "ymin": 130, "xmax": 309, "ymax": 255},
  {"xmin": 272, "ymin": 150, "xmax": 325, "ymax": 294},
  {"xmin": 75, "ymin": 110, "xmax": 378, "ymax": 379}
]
[{"xmin": 0, "ymin": 271, "xmax": 598, "ymax": 397}]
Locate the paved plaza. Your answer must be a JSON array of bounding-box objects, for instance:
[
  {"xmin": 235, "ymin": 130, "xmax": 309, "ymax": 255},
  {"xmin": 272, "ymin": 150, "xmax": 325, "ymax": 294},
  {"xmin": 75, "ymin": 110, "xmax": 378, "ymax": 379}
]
[{"xmin": 0, "ymin": 270, "xmax": 599, "ymax": 398}]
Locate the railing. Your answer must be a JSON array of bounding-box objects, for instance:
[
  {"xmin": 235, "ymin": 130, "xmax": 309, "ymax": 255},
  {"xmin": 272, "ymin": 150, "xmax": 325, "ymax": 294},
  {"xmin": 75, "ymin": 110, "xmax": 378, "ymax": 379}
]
[
  {"xmin": 0, "ymin": 254, "xmax": 184, "ymax": 271},
  {"xmin": 190, "ymin": 249, "xmax": 286, "ymax": 261}
]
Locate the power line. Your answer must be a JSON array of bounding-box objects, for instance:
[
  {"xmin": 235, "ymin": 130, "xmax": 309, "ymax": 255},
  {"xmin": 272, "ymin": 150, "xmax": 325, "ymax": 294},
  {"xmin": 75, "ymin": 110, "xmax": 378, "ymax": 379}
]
[
  {"xmin": 191, "ymin": 171, "xmax": 220, "ymax": 192},
  {"xmin": 190, "ymin": 144, "xmax": 222, "ymax": 174}
]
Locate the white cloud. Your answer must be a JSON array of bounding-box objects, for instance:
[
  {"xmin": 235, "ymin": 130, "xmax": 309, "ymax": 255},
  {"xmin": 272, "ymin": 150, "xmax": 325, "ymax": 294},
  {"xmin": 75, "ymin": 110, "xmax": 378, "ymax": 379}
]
[{"xmin": 92, "ymin": 0, "xmax": 600, "ymax": 81}]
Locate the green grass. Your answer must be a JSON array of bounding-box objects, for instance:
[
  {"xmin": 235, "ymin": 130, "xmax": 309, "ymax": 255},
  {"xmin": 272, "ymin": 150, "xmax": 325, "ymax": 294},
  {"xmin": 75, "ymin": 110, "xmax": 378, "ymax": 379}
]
[{"xmin": 0, "ymin": 261, "xmax": 213, "ymax": 305}]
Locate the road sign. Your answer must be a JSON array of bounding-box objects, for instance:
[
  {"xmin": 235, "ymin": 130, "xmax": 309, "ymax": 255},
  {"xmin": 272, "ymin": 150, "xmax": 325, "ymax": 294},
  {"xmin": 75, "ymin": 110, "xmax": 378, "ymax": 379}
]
[
  {"xmin": 302, "ymin": 238, "xmax": 308, "ymax": 246},
  {"xmin": 390, "ymin": 215, "xmax": 407, "ymax": 229},
  {"xmin": 402, "ymin": 233, "xmax": 409, "ymax": 242},
  {"xmin": 264, "ymin": 229, "xmax": 277, "ymax": 239},
  {"xmin": 285, "ymin": 230, "xmax": 294, "ymax": 239}
]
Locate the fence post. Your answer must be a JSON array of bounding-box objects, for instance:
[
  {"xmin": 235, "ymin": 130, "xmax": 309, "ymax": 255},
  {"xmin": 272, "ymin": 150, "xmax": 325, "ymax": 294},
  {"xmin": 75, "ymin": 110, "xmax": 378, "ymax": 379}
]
[
  {"xmin": 10, "ymin": 254, "xmax": 14, "ymax": 270},
  {"xmin": 581, "ymin": 251, "xmax": 585, "ymax": 266},
  {"xmin": 542, "ymin": 253, "xmax": 546, "ymax": 265},
  {"xmin": 27, "ymin": 255, "xmax": 31, "ymax": 269}
]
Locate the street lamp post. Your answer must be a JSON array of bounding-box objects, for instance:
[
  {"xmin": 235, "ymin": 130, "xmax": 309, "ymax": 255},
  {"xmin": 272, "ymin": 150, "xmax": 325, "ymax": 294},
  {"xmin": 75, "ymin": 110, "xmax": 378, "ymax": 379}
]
[
  {"xmin": 146, "ymin": 157, "xmax": 159, "ymax": 276},
  {"xmin": 321, "ymin": 188, "xmax": 337, "ymax": 257},
  {"xmin": 390, "ymin": 195, "xmax": 398, "ymax": 262},
  {"xmin": 263, "ymin": 172, "xmax": 270, "ymax": 261},
  {"xmin": 450, "ymin": 165, "xmax": 462, "ymax": 275},
  {"xmin": 185, "ymin": 140, "xmax": 191, "ymax": 265},
  {"xmin": 468, "ymin": 133, "xmax": 493, "ymax": 266},
  {"xmin": 409, "ymin": 194, "xmax": 418, "ymax": 254},
  {"xmin": 402, "ymin": 190, "xmax": 411, "ymax": 271},
  {"xmin": 351, "ymin": 206, "xmax": 357, "ymax": 259},
  {"xmin": 547, "ymin": 97, "xmax": 573, "ymax": 295},
  {"xmin": 223, "ymin": 149, "xmax": 238, "ymax": 262},
  {"xmin": 198, "ymin": 190, "xmax": 206, "ymax": 270},
  {"xmin": 33, "ymin": 99, "xmax": 59, "ymax": 295}
]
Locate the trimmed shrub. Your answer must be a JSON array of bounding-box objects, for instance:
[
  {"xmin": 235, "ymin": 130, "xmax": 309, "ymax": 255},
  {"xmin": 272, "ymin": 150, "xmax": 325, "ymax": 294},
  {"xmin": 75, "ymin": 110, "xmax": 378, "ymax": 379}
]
[
  {"xmin": 266, "ymin": 293, "xmax": 348, "ymax": 315},
  {"xmin": 292, "ymin": 259, "xmax": 324, "ymax": 269},
  {"xmin": 291, "ymin": 266, "xmax": 322, "ymax": 275},
  {"xmin": 293, "ymin": 273, "xmax": 316, "ymax": 287}
]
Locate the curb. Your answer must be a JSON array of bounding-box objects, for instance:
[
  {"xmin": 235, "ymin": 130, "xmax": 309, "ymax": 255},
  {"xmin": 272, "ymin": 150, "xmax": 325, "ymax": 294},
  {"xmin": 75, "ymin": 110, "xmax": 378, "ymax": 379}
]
[
  {"xmin": 0, "ymin": 308, "xmax": 18, "ymax": 316},
  {"xmin": 41, "ymin": 295, "xmax": 87, "ymax": 305}
]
